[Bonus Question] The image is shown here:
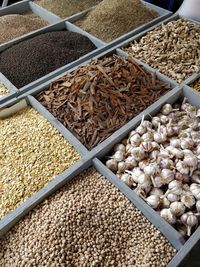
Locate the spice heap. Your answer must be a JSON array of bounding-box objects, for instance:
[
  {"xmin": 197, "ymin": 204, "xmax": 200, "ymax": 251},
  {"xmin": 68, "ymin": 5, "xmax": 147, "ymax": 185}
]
[
  {"xmin": 76, "ymin": 0, "xmax": 158, "ymax": 42},
  {"xmin": 190, "ymin": 77, "xmax": 200, "ymax": 92},
  {"xmin": 106, "ymin": 100, "xmax": 200, "ymax": 237},
  {"xmin": 0, "ymin": 82, "xmax": 9, "ymax": 97},
  {"xmin": 35, "ymin": 0, "xmax": 102, "ymax": 18},
  {"xmin": 0, "ymin": 106, "xmax": 80, "ymax": 219},
  {"xmin": 0, "ymin": 168, "xmax": 176, "ymax": 267},
  {"xmin": 125, "ymin": 18, "xmax": 200, "ymax": 83},
  {"xmin": 37, "ymin": 55, "xmax": 171, "ymax": 150},
  {"xmin": 0, "ymin": 31, "xmax": 96, "ymax": 88},
  {"xmin": 0, "ymin": 14, "xmax": 48, "ymax": 45}
]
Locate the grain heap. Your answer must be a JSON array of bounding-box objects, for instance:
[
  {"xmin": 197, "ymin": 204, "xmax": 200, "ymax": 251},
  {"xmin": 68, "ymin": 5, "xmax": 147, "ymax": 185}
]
[
  {"xmin": 37, "ymin": 55, "xmax": 171, "ymax": 150},
  {"xmin": 0, "ymin": 14, "xmax": 48, "ymax": 44},
  {"xmin": 106, "ymin": 100, "xmax": 200, "ymax": 237},
  {"xmin": 0, "ymin": 82, "xmax": 9, "ymax": 97},
  {"xmin": 0, "ymin": 31, "xmax": 96, "ymax": 88},
  {"xmin": 190, "ymin": 77, "xmax": 200, "ymax": 92},
  {"xmin": 0, "ymin": 106, "xmax": 80, "ymax": 219},
  {"xmin": 76, "ymin": 0, "xmax": 158, "ymax": 42},
  {"xmin": 125, "ymin": 18, "xmax": 200, "ymax": 83},
  {"xmin": 35, "ymin": 0, "xmax": 102, "ymax": 18},
  {"xmin": 0, "ymin": 168, "xmax": 176, "ymax": 267}
]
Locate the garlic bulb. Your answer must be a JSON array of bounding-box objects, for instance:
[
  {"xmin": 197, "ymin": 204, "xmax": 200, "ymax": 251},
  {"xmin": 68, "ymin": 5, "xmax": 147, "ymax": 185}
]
[
  {"xmin": 180, "ymin": 138, "xmax": 194, "ymax": 150},
  {"xmin": 167, "ymin": 193, "xmax": 179, "ymax": 202},
  {"xmin": 154, "ymin": 176, "xmax": 164, "ymax": 188},
  {"xmin": 190, "ymin": 183, "xmax": 200, "ymax": 200},
  {"xmin": 161, "ymin": 197, "xmax": 170, "ymax": 208},
  {"xmin": 191, "ymin": 170, "xmax": 200, "ymax": 184},
  {"xmin": 120, "ymin": 174, "xmax": 132, "ymax": 188},
  {"xmin": 152, "ymin": 117, "xmax": 160, "ymax": 128},
  {"xmin": 196, "ymin": 200, "xmax": 200, "ymax": 213},
  {"xmin": 154, "ymin": 132, "xmax": 167, "ymax": 144},
  {"xmin": 181, "ymin": 212, "xmax": 198, "ymax": 236},
  {"xmin": 160, "ymin": 169, "xmax": 175, "ymax": 184},
  {"xmin": 129, "ymin": 147, "xmax": 146, "ymax": 161},
  {"xmin": 160, "ymin": 209, "xmax": 176, "ymax": 224},
  {"xmin": 144, "ymin": 163, "xmax": 159, "ymax": 177},
  {"xmin": 183, "ymin": 156, "xmax": 198, "ymax": 169},
  {"xmin": 129, "ymin": 134, "xmax": 141, "ymax": 146},
  {"xmin": 146, "ymin": 195, "xmax": 160, "ymax": 209},
  {"xmin": 118, "ymin": 162, "xmax": 128, "ymax": 173},
  {"xmin": 106, "ymin": 159, "xmax": 118, "ymax": 171},
  {"xmin": 114, "ymin": 143, "xmax": 125, "ymax": 152},
  {"xmin": 170, "ymin": 201, "xmax": 185, "ymax": 216},
  {"xmin": 170, "ymin": 138, "xmax": 181, "ymax": 148},
  {"xmin": 176, "ymin": 161, "xmax": 189, "ymax": 175},
  {"xmin": 112, "ymin": 150, "xmax": 125, "ymax": 162},
  {"xmin": 135, "ymin": 125, "xmax": 146, "ymax": 135},
  {"xmin": 125, "ymin": 156, "xmax": 137, "ymax": 169},
  {"xmin": 140, "ymin": 141, "xmax": 153, "ymax": 152},
  {"xmin": 161, "ymin": 104, "xmax": 173, "ymax": 115},
  {"xmin": 150, "ymin": 188, "xmax": 164, "ymax": 197},
  {"xmin": 181, "ymin": 193, "xmax": 195, "ymax": 209}
]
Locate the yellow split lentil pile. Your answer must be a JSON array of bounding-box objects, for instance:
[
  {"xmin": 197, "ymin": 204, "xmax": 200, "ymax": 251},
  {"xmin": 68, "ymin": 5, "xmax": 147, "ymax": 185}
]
[
  {"xmin": 0, "ymin": 83, "xmax": 9, "ymax": 97},
  {"xmin": 0, "ymin": 106, "xmax": 80, "ymax": 219},
  {"xmin": 190, "ymin": 77, "xmax": 200, "ymax": 92}
]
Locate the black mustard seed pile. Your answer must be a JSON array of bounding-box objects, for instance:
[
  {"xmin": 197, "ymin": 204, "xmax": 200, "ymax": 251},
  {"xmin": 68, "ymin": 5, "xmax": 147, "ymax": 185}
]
[{"xmin": 0, "ymin": 31, "xmax": 96, "ymax": 88}]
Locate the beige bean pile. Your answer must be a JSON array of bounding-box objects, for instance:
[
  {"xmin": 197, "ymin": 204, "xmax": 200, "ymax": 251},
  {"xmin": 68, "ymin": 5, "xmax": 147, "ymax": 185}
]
[
  {"xmin": 0, "ymin": 14, "xmax": 48, "ymax": 44},
  {"xmin": 0, "ymin": 107, "xmax": 80, "ymax": 219},
  {"xmin": 0, "ymin": 82, "xmax": 9, "ymax": 97},
  {"xmin": 125, "ymin": 18, "xmax": 200, "ymax": 83},
  {"xmin": 0, "ymin": 168, "xmax": 176, "ymax": 267}
]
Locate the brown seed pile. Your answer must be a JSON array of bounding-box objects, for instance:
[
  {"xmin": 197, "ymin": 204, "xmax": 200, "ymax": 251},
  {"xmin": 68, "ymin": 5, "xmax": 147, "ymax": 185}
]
[
  {"xmin": 0, "ymin": 14, "xmax": 48, "ymax": 44},
  {"xmin": 0, "ymin": 82, "xmax": 9, "ymax": 97},
  {"xmin": 125, "ymin": 18, "xmax": 200, "ymax": 83},
  {"xmin": 0, "ymin": 106, "xmax": 80, "ymax": 219},
  {"xmin": 36, "ymin": 55, "xmax": 171, "ymax": 150},
  {"xmin": 76, "ymin": 0, "xmax": 158, "ymax": 42},
  {"xmin": 0, "ymin": 168, "xmax": 176, "ymax": 267},
  {"xmin": 190, "ymin": 77, "xmax": 200, "ymax": 92},
  {"xmin": 35, "ymin": 0, "xmax": 102, "ymax": 18}
]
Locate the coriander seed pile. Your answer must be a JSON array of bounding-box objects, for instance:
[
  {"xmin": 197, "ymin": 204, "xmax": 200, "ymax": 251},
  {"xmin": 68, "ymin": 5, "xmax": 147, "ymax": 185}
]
[
  {"xmin": 35, "ymin": 0, "xmax": 102, "ymax": 18},
  {"xmin": 76, "ymin": 0, "xmax": 158, "ymax": 42},
  {"xmin": 0, "ymin": 14, "xmax": 48, "ymax": 45},
  {"xmin": 106, "ymin": 99, "xmax": 200, "ymax": 237},
  {"xmin": 0, "ymin": 82, "xmax": 9, "ymax": 97},
  {"xmin": 0, "ymin": 106, "xmax": 80, "ymax": 219},
  {"xmin": 0, "ymin": 168, "xmax": 176, "ymax": 267},
  {"xmin": 125, "ymin": 18, "xmax": 200, "ymax": 83}
]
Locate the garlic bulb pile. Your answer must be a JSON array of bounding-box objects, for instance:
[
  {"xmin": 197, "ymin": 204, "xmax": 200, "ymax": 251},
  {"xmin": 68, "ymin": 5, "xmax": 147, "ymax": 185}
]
[{"xmin": 106, "ymin": 99, "xmax": 200, "ymax": 237}]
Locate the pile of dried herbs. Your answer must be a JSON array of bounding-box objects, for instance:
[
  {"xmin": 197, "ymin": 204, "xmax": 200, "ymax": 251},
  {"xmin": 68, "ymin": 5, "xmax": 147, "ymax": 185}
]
[
  {"xmin": 37, "ymin": 55, "xmax": 171, "ymax": 150},
  {"xmin": 35, "ymin": 0, "xmax": 102, "ymax": 18},
  {"xmin": 75, "ymin": 0, "xmax": 158, "ymax": 42}
]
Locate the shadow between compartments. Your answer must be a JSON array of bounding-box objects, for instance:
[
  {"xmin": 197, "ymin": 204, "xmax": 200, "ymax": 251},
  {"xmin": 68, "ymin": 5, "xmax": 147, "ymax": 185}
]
[
  {"xmin": 95, "ymin": 86, "xmax": 200, "ymax": 267},
  {"xmin": 115, "ymin": 13, "xmax": 200, "ymax": 86},
  {"xmin": 0, "ymin": 17, "xmax": 106, "ymax": 92},
  {"xmin": 67, "ymin": 0, "xmax": 172, "ymax": 47},
  {"xmin": 0, "ymin": 72, "xmax": 18, "ymax": 105},
  {"xmin": 0, "ymin": 94, "xmax": 91, "ymax": 237},
  {"xmin": 0, "ymin": 0, "xmax": 62, "ymax": 48}
]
